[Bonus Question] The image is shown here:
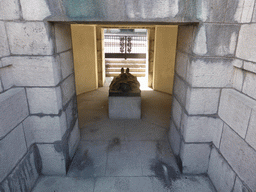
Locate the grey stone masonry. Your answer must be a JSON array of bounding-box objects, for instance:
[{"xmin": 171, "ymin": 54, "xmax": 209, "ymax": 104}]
[
  {"xmin": 242, "ymin": 71, "xmax": 256, "ymax": 100},
  {"xmin": 220, "ymin": 124, "xmax": 256, "ymax": 191},
  {"xmin": 168, "ymin": 121, "xmax": 181, "ymax": 156},
  {"xmin": 233, "ymin": 176, "xmax": 251, "ymax": 192},
  {"xmin": 61, "ymin": 74, "xmax": 76, "ymax": 106},
  {"xmin": 59, "ymin": 50, "xmax": 74, "ymax": 79},
  {"xmin": 208, "ymin": 147, "xmax": 236, "ymax": 192},
  {"xmin": 245, "ymin": 108, "xmax": 256, "ymax": 151},
  {"xmin": 0, "ymin": 88, "xmax": 29, "ymax": 138},
  {"xmin": 68, "ymin": 120, "xmax": 80, "ymax": 159},
  {"xmin": 219, "ymin": 89, "xmax": 256, "ymax": 139},
  {"xmin": 171, "ymin": 97, "xmax": 182, "ymax": 128},
  {"xmin": 0, "ymin": 22, "xmax": 10, "ymax": 57},
  {"xmin": 0, "ymin": 0, "xmax": 21, "ymax": 20},
  {"xmin": 55, "ymin": 23, "xmax": 72, "ymax": 54},
  {"xmin": 0, "ymin": 124, "xmax": 27, "ymax": 182}
]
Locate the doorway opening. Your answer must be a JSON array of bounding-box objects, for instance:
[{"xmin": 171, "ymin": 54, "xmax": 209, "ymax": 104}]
[{"xmin": 103, "ymin": 28, "xmax": 149, "ymax": 90}]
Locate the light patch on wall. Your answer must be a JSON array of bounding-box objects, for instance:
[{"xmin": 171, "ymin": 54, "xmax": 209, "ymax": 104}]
[
  {"xmin": 229, "ymin": 32, "xmax": 237, "ymax": 54},
  {"xmin": 196, "ymin": 0, "xmax": 209, "ymax": 22},
  {"xmin": 193, "ymin": 26, "xmax": 207, "ymax": 55},
  {"xmin": 234, "ymin": 0, "xmax": 255, "ymax": 23}
]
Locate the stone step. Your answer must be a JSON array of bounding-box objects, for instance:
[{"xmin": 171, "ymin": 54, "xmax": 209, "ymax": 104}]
[
  {"xmin": 105, "ymin": 59, "xmax": 146, "ymax": 64},
  {"xmin": 106, "ymin": 72, "xmax": 146, "ymax": 77},
  {"xmin": 106, "ymin": 63, "xmax": 146, "ymax": 68},
  {"xmin": 106, "ymin": 68, "xmax": 146, "ymax": 72}
]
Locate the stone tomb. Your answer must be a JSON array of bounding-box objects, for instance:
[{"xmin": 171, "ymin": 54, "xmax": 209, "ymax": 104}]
[{"xmin": 108, "ymin": 68, "xmax": 141, "ymax": 119}]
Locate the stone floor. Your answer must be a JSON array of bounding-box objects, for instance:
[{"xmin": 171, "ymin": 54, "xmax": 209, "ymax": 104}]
[{"xmin": 32, "ymin": 80, "xmax": 216, "ymax": 192}]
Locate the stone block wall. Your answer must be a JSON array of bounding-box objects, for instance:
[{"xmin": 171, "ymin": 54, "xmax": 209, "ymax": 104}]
[
  {"xmin": 0, "ymin": 0, "xmax": 80, "ymax": 189},
  {"xmin": 169, "ymin": 0, "xmax": 256, "ymax": 191}
]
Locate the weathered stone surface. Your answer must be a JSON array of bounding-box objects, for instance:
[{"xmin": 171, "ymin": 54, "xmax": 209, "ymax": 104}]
[
  {"xmin": 193, "ymin": 24, "xmax": 240, "ymax": 57},
  {"xmin": 0, "ymin": 66, "xmax": 14, "ymax": 90},
  {"xmin": 20, "ymin": 0, "xmax": 51, "ymax": 20},
  {"xmin": 176, "ymin": 25, "xmax": 195, "ymax": 53},
  {"xmin": 236, "ymin": 24, "xmax": 256, "ymax": 62},
  {"xmin": 233, "ymin": 176, "xmax": 251, "ymax": 192},
  {"xmin": 0, "ymin": 146, "xmax": 39, "ymax": 192},
  {"xmin": 26, "ymin": 87, "xmax": 62, "ymax": 114},
  {"xmin": 61, "ymin": 74, "xmax": 76, "ymax": 106},
  {"xmin": 220, "ymin": 124, "xmax": 256, "ymax": 191},
  {"xmin": 64, "ymin": 96, "xmax": 77, "ymax": 130},
  {"xmin": 1, "ymin": 56, "xmax": 61, "ymax": 86},
  {"xmin": 232, "ymin": 68, "xmax": 244, "ymax": 91},
  {"xmin": 187, "ymin": 58, "xmax": 234, "ymax": 87},
  {"xmin": 0, "ymin": 79, "xmax": 3, "ymax": 93},
  {"xmin": 175, "ymin": 51, "xmax": 189, "ymax": 79},
  {"xmin": 233, "ymin": 59, "xmax": 243, "ymax": 68},
  {"xmin": 185, "ymin": 88, "xmax": 220, "ymax": 115},
  {"xmin": 0, "ymin": 0, "xmax": 20, "ymax": 20},
  {"xmin": 6, "ymin": 22, "xmax": 54, "ymax": 55},
  {"xmin": 208, "ymin": 147, "xmax": 236, "ymax": 192},
  {"xmin": 194, "ymin": 0, "xmax": 210, "ymax": 22},
  {"xmin": 180, "ymin": 142, "xmax": 211, "ymax": 174},
  {"xmin": 253, "ymin": 2, "xmax": 256, "ymax": 22},
  {"xmin": 59, "ymin": 50, "xmax": 74, "ymax": 79},
  {"xmin": 0, "ymin": 88, "xmax": 29, "ymax": 138},
  {"xmin": 219, "ymin": 89, "xmax": 255, "ymax": 138},
  {"xmin": 243, "ymin": 61, "xmax": 256, "ymax": 74},
  {"xmin": 55, "ymin": 23, "xmax": 72, "ymax": 53},
  {"xmin": 37, "ymin": 144, "xmax": 66, "ymax": 175},
  {"xmin": 173, "ymin": 75, "xmax": 187, "ymax": 106},
  {"xmin": 68, "ymin": 120, "xmax": 80, "ymax": 159},
  {"xmin": 245, "ymin": 108, "xmax": 256, "ymax": 150},
  {"xmin": 0, "ymin": 22, "xmax": 10, "ymax": 57},
  {"xmin": 171, "ymin": 97, "xmax": 182, "ymax": 128},
  {"xmin": 168, "ymin": 121, "xmax": 181, "ymax": 156},
  {"xmin": 0, "ymin": 124, "xmax": 27, "ymax": 182},
  {"xmin": 23, "ymin": 113, "xmax": 67, "ymax": 147},
  {"xmin": 182, "ymin": 115, "xmax": 223, "ymax": 147},
  {"xmin": 242, "ymin": 71, "xmax": 256, "ymax": 99}
]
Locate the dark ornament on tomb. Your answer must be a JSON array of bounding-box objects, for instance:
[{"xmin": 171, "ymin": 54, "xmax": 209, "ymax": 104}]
[{"xmin": 109, "ymin": 68, "xmax": 141, "ymax": 96}]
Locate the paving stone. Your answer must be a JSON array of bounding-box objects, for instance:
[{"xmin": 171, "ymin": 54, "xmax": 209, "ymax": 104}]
[
  {"xmin": 59, "ymin": 50, "xmax": 74, "ymax": 79},
  {"xmin": 0, "ymin": 88, "xmax": 28, "ymax": 138},
  {"xmin": 236, "ymin": 24, "xmax": 256, "ymax": 62},
  {"xmin": 175, "ymin": 51, "xmax": 189, "ymax": 80},
  {"xmin": 233, "ymin": 176, "xmax": 251, "ymax": 192},
  {"xmin": 6, "ymin": 22, "xmax": 54, "ymax": 55},
  {"xmin": 23, "ymin": 113, "xmax": 67, "ymax": 147},
  {"xmin": 208, "ymin": 147, "xmax": 236, "ymax": 192},
  {"xmin": 61, "ymin": 74, "xmax": 75, "ymax": 106},
  {"xmin": 68, "ymin": 120, "xmax": 80, "ymax": 159},
  {"xmin": 171, "ymin": 97, "xmax": 182, "ymax": 128},
  {"xmin": 187, "ymin": 57, "xmax": 234, "ymax": 87},
  {"xmin": 0, "ymin": 124, "xmax": 27, "ymax": 182},
  {"xmin": 37, "ymin": 144, "xmax": 66, "ymax": 175},
  {"xmin": 180, "ymin": 142, "xmax": 211, "ymax": 174},
  {"xmin": 0, "ymin": 0, "xmax": 20, "ymax": 20},
  {"xmin": 185, "ymin": 88, "xmax": 220, "ymax": 115},
  {"xmin": 0, "ymin": 22, "xmax": 10, "ymax": 57},
  {"xmin": 26, "ymin": 87, "xmax": 62, "ymax": 115},
  {"xmin": 220, "ymin": 124, "xmax": 256, "ymax": 191},
  {"xmin": 168, "ymin": 121, "xmax": 181, "ymax": 156},
  {"xmin": 173, "ymin": 75, "xmax": 187, "ymax": 106},
  {"xmin": 245, "ymin": 108, "xmax": 256, "ymax": 151},
  {"xmin": 20, "ymin": 0, "xmax": 51, "ymax": 20},
  {"xmin": 182, "ymin": 115, "xmax": 223, "ymax": 148},
  {"xmin": 242, "ymin": 71, "xmax": 256, "ymax": 99},
  {"xmin": 219, "ymin": 89, "xmax": 255, "ymax": 138},
  {"xmin": 55, "ymin": 23, "xmax": 72, "ymax": 53},
  {"xmin": 1, "ymin": 56, "xmax": 61, "ymax": 86},
  {"xmin": 232, "ymin": 68, "xmax": 244, "ymax": 91}
]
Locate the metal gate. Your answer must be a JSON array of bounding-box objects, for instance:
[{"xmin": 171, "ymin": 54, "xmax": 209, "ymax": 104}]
[{"xmin": 104, "ymin": 34, "xmax": 147, "ymax": 60}]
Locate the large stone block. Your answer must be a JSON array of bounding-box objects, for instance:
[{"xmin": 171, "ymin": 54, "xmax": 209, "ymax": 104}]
[
  {"xmin": 173, "ymin": 75, "xmax": 187, "ymax": 106},
  {"xmin": 245, "ymin": 108, "xmax": 256, "ymax": 150},
  {"xmin": 232, "ymin": 67, "xmax": 244, "ymax": 91},
  {"xmin": 37, "ymin": 144, "xmax": 66, "ymax": 175},
  {"xmin": 168, "ymin": 121, "xmax": 181, "ymax": 156},
  {"xmin": 182, "ymin": 115, "xmax": 223, "ymax": 147},
  {"xmin": 187, "ymin": 58, "xmax": 234, "ymax": 87},
  {"xmin": 193, "ymin": 24, "xmax": 240, "ymax": 57},
  {"xmin": 64, "ymin": 96, "xmax": 77, "ymax": 130},
  {"xmin": 219, "ymin": 89, "xmax": 255, "ymax": 138},
  {"xmin": 220, "ymin": 124, "xmax": 256, "ymax": 191},
  {"xmin": 6, "ymin": 22, "xmax": 54, "ymax": 55},
  {"xmin": 59, "ymin": 50, "xmax": 74, "ymax": 79},
  {"xmin": 175, "ymin": 51, "xmax": 189, "ymax": 79},
  {"xmin": 171, "ymin": 97, "xmax": 183, "ymax": 128},
  {"xmin": 236, "ymin": 24, "xmax": 256, "ymax": 62},
  {"xmin": 185, "ymin": 88, "xmax": 220, "ymax": 115},
  {"xmin": 0, "ymin": 66, "xmax": 14, "ymax": 90},
  {"xmin": 0, "ymin": 22, "xmax": 10, "ymax": 57},
  {"xmin": 243, "ymin": 61, "xmax": 256, "ymax": 74},
  {"xmin": 55, "ymin": 23, "xmax": 72, "ymax": 53},
  {"xmin": 23, "ymin": 113, "xmax": 67, "ymax": 147},
  {"xmin": 180, "ymin": 142, "xmax": 211, "ymax": 174},
  {"xmin": 1, "ymin": 56, "xmax": 61, "ymax": 86},
  {"xmin": 0, "ymin": 88, "xmax": 29, "ymax": 138},
  {"xmin": 208, "ymin": 147, "xmax": 236, "ymax": 192},
  {"xmin": 61, "ymin": 74, "xmax": 75, "ymax": 106},
  {"xmin": 68, "ymin": 120, "xmax": 80, "ymax": 159},
  {"xmin": 20, "ymin": 0, "xmax": 51, "ymax": 20},
  {"xmin": 242, "ymin": 71, "xmax": 256, "ymax": 100},
  {"xmin": 26, "ymin": 87, "xmax": 62, "ymax": 114},
  {"xmin": 233, "ymin": 176, "xmax": 251, "ymax": 192},
  {"xmin": 0, "ymin": 0, "xmax": 20, "ymax": 20},
  {"xmin": 176, "ymin": 25, "xmax": 195, "ymax": 53},
  {"xmin": 0, "ymin": 124, "xmax": 27, "ymax": 182}
]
